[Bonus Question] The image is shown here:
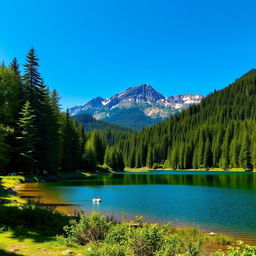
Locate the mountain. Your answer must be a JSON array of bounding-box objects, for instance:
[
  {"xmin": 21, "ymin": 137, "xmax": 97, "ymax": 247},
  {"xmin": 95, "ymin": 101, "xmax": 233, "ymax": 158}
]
[
  {"xmin": 69, "ymin": 84, "xmax": 203, "ymax": 130},
  {"xmin": 72, "ymin": 113, "xmax": 132, "ymax": 132},
  {"xmin": 117, "ymin": 69, "xmax": 256, "ymax": 170}
]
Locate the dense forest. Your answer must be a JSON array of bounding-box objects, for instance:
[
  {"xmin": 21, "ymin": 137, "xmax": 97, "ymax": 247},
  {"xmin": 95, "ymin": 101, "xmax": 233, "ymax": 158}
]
[
  {"xmin": 0, "ymin": 49, "xmax": 125, "ymax": 175},
  {"xmin": 117, "ymin": 70, "xmax": 256, "ymax": 170}
]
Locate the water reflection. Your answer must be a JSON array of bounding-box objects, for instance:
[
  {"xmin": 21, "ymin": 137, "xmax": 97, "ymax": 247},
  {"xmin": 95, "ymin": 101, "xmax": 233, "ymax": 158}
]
[{"xmin": 53, "ymin": 171, "xmax": 256, "ymax": 191}]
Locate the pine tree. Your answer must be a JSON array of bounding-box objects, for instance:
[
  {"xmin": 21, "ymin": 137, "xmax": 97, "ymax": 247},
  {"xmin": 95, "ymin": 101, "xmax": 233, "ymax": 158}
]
[
  {"xmin": 203, "ymin": 138, "xmax": 212, "ymax": 168},
  {"xmin": 170, "ymin": 147, "xmax": 178, "ymax": 169},
  {"xmin": 146, "ymin": 146, "xmax": 153, "ymax": 168},
  {"xmin": 16, "ymin": 101, "xmax": 37, "ymax": 174},
  {"xmin": 23, "ymin": 48, "xmax": 44, "ymax": 108},
  {"xmin": 9, "ymin": 57, "xmax": 20, "ymax": 76},
  {"xmin": 251, "ymin": 142, "xmax": 256, "ymax": 170},
  {"xmin": 90, "ymin": 131, "xmax": 105, "ymax": 165},
  {"xmin": 104, "ymin": 147, "xmax": 124, "ymax": 171},
  {"xmin": 239, "ymin": 132, "xmax": 252, "ymax": 170},
  {"xmin": 229, "ymin": 138, "xmax": 240, "ymax": 168}
]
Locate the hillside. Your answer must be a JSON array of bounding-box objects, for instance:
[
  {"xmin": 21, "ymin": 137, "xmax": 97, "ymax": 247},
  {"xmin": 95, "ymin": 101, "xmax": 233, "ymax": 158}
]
[
  {"xmin": 72, "ymin": 113, "xmax": 131, "ymax": 131},
  {"xmin": 69, "ymin": 84, "xmax": 203, "ymax": 130},
  {"xmin": 118, "ymin": 70, "xmax": 256, "ymax": 169}
]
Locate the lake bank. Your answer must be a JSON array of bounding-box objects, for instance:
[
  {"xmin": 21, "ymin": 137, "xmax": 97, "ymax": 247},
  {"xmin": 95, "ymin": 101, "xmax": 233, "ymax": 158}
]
[{"xmin": 124, "ymin": 167, "xmax": 252, "ymax": 172}]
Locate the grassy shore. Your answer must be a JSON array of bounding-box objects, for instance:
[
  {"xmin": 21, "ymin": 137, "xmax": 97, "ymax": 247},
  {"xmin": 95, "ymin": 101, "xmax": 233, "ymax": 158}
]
[{"xmin": 124, "ymin": 167, "xmax": 251, "ymax": 172}]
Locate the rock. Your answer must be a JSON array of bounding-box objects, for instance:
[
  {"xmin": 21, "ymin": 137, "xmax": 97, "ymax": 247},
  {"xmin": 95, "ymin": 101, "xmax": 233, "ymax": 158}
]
[
  {"xmin": 209, "ymin": 232, "xmax": 217, "ymax": 236},
  {"xmin": 129, "ymin": 223, "xmax": 142, "ymax": 228}
]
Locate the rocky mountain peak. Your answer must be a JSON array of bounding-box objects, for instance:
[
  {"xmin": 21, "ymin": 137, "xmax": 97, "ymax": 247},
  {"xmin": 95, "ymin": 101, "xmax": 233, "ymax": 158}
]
[{"xmin": 68, "ymin": 84, "xmax": 203, "ymax": 130}]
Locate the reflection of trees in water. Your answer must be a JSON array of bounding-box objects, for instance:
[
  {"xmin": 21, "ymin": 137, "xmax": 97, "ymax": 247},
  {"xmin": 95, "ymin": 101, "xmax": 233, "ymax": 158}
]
[
  {"xmin": 45, "ymin": 173, "xmax": 256, "ymax": 191},
  {"xmin": 92, "ymin": 173, "xmax": 256, "ymax": 191}
]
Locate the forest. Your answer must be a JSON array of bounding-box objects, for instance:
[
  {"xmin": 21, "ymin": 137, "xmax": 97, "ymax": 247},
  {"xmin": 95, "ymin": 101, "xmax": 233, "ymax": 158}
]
[
  {"xmin": 118, "ymin": 70, "xmax": 256, "ymax": 170},
  {"xmin": 0, "ymin": 49, "xmax": 125, "ymax": 175}
]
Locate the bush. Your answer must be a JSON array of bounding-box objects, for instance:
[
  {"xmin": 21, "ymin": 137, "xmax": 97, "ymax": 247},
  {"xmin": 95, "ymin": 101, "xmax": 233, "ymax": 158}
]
[
  {"xmin": 105, "ymin": 223, "xmax": 129, "ymax": 244},
  {"xmin": 0, "ymin": 200, "xmax": 68, "ymax": 235},
  {"xmin": 155, "ymin": 235, "xmax": 200, "ymax": 256},
  {"xmin": 61, "ymin": 211, "xmax": 111, "ymax": 245},
  {"xmin": 130, "ymin": 224, "xmax": 162, "ymax": 256},
  {"xmin": 211, "ymin": 241, "xmax": 256, "ymax": 256},
  {"xmin": 84, "ymin": 242, "xmax": 128, "ymax": 256}
]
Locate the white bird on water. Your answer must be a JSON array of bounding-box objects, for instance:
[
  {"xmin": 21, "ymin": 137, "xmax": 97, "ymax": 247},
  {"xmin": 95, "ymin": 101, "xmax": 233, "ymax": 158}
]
[{"xmin": 92, "ymin": 196, "xmax": 102, "ymax": 203}]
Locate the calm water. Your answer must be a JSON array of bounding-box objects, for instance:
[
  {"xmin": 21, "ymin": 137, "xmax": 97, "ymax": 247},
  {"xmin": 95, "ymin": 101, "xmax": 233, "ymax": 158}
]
[{"xmin": 17, "ymin": 171, "xmax": 256, "ymax": 242}]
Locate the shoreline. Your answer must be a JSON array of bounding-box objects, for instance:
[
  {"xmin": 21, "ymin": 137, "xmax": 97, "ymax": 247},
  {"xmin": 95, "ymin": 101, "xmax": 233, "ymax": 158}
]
[{"xmin": 124, "ymin": 167, "xmax": 253, "ymax": 173}]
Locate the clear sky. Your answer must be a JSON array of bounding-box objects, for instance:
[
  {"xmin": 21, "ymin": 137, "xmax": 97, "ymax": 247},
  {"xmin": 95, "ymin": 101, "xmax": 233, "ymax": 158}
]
[{"xmin": 1, "ymin": 0, "xmax": 256, "ymax": 109}]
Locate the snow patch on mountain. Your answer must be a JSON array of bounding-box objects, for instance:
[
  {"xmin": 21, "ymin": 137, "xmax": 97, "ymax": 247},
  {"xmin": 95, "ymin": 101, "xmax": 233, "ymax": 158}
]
[{"xmin": 69, "ymin": 84, "xmax": 203, "ymax": 123}]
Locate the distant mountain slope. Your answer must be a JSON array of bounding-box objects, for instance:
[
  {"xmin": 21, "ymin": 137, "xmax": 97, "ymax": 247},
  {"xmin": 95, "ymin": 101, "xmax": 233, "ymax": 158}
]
[
  {"xmin": 118, "ymin": 69, "xmax": 256, "ymax": 170},
  {"xmin": 72, "ymin": 113, "xmax": 131, "ymax": 132},
  {"xmin": 69, "ymin": 84, "xmax": 203, "ymax": 130}
]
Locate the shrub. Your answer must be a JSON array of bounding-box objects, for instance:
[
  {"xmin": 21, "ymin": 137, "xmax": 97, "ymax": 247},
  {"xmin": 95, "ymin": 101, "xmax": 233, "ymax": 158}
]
[
  {"xmin": 211, "ymin": 241, "xmax": 256, "ymax": 256},
  {"xmin": 105, "ymin": 223, "xmax": 129, "ymax": 244},
  {"xmin": 0, "ymin": 200, "xmax": 68, "ymax": 235},
  {"xmin": 155, "ymin": 235, "xmax": 200, "ymax": 256},
  {"xmin": 61, "ymin": 211, "xmax": 111, "ymax": 245},
  {"xmin": 130, "ymin": 224, "xmax": 162, "ymax": 256},
  {"xmin": 84, "ymin": 242, "xmax": 128, "ymax": 256}
]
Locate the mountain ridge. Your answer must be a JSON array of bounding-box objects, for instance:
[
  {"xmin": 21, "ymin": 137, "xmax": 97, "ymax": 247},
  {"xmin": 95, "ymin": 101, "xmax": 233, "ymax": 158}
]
[{"xmin": 69, "ymin": 84, "xmax": 203, "ymax": 130}]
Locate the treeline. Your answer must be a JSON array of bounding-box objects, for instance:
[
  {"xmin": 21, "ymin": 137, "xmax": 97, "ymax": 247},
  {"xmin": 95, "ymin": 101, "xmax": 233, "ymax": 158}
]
[
  {"xmin": 117, "ymin": 69, "xmax": 256, "ymax": 170},
  {"xmin": 0, "ymin": 49, "xmax": 124, "ymax": 175}
]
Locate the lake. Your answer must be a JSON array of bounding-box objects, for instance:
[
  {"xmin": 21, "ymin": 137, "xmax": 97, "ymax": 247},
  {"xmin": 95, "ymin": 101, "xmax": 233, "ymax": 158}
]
[{"xmin": 17, "ymin": 171, "xmax": 256, "ymax": 242}]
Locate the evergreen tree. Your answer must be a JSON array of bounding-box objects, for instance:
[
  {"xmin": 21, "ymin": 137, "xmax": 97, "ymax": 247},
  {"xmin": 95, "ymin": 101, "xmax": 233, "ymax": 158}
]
[
  {"xmin": 104, "ymin": 147, "xmax": 124, "ymax": 171},
  {"xmin": 170, "ymin": 147, "xmax": 178, "ymax": 169},
  {"xmin": 90, "ymin": 131, "xmax": 105, "ymax": 165},
  {"xmin": 229, "ymin": 138, "xmax": 240, "ymax": 168},
  {"xmin": 146, "ymin": 146, "xmax": 153, "ymax": 168},
  {"xmin": 203, "ymin": 138, "xmax": 212, "ymax": 168},
  {"xmin": 83, "ymin": 138, "xmax": 97, "ymax": 171},
  {"xmin": 239, "ymin": 132, "xmax": 252, "ymax": 169},
  {"xmin": 23, "ymin": 48, "xmax": 44, "ymax": 108},
  {"xmin": 9, "ymin": 57, "xmax": 20, "ymax": 76},
  {"xmin": 16, "ymin": 101, "xmax": 37, "ymax": 174}
]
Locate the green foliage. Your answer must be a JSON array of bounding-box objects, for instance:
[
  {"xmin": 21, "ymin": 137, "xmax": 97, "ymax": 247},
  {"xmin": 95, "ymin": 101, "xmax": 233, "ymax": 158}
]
[
  {"xmin": 0, "ymin": 200, "xmax": 69, "ymax": 235},
  {"xmin": 0, "ymin": 126, "xmax": 9, "ymax": 173},
  {"xmin": 119, "ymin": 70, "xmax": 256, "ymax": 170},
  {"xmin": 0, "ymin": 66, "xmax": 22, "ymax": 126},
  {"xmin": 84, "ymin": 242, "xmax": 128, "ymax": 256},
  {"xmin": 130, "ymin": 224, "xmax": 162, "ymax": 256},
  {"xmin": 59, "ymin": 212, "xmax": 206, "ymax": 256},
  {"xmin": 60, "ymin": 211, "xmax": 111, "ymax": 245},
  {"xmin": 211, "ymin": 241, "xmax": 256, "ymax": 256},
  {"xmin": 16, "ymin": 101, "xmax": 37, "ymax": 173},
  {"xmin": 104, "ymin": 146, "xmax": 125, "ymax": 171}
]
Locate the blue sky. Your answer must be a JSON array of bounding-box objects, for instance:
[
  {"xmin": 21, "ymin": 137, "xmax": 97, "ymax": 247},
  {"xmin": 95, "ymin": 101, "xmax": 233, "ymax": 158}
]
[{"xmin": 1, "ymin": 0, "xmax": 256, "ymax": 109}]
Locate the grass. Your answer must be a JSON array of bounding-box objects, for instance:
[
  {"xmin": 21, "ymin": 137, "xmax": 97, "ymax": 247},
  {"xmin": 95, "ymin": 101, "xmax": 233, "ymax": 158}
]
[
  {"xmin": 124, "ymin": 167, "xmax": 252, "ymax": 173},
  {"xmin": 0, "ymin": 230, "xmax": 82, "ymax": 256}
]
